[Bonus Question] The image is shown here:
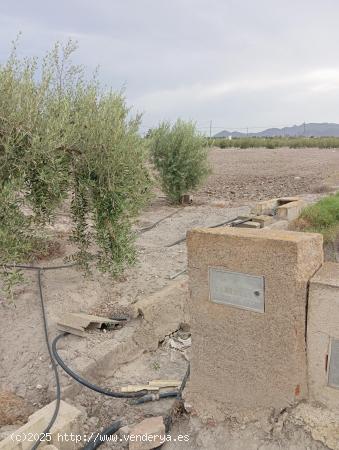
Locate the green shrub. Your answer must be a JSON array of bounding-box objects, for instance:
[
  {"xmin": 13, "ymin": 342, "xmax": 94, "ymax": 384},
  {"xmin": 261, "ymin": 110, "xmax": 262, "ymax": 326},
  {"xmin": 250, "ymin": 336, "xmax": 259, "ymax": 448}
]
[
  {"xmin": 0, "ymin": 39, "xmax": 152, "ymax": 282},
  {"xmin": 149, "ymin": 120, "xmax": 210, "ymax": 203},
  {"xmin": 294, "ymin": 193, "xmax": 339, "ymax": 242}
]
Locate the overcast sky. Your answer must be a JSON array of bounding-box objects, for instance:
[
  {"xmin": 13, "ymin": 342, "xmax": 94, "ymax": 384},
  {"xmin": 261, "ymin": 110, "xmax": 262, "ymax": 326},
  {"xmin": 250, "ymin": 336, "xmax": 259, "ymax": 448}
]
[{"xmin": 1, "ymin": 0, "xmax": 339, "ymax": 133}]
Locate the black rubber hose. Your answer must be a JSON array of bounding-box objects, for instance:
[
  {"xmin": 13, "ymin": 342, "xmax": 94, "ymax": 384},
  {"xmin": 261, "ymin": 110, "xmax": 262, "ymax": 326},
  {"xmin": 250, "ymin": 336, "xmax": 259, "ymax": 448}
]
[
  {"xmin": 81, "ymin": 420, "xmax": 122, "ymax": 450},
  {"xmin": 31, "ymin": 269, "xmax": 61, "ymax": 450},
  {"xmin": 138, "ymin": 210, "xmax": 179, "ymax": 234},
  {"xmin": 178, "ymin": 362, "xmax": 190, "ymax": 398},
  {"xmin": 165, "ymin": 216, "xmax": 248, "ymax": 247},
  {"xmin": 4, "ymin": 263, "xmax": 77, "ymax": 271},
  {"xmin": 52, "ymin": 333, "xmax": 148, "ymax": 398}
]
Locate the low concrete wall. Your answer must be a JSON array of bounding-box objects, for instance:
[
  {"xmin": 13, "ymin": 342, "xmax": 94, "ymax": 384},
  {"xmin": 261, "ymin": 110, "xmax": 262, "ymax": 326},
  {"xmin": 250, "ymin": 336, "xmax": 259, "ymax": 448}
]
[
  {"xmin": 252, "ymin": 197, "xmax": 301, "ymax": 216},
  {"xmin": 308, "ymin": 262, "xmax": 339, "ymax": 410},
  {"xmin": 132, "ymin": 278, "xmax": 189, "ymax": 351},
  {"xmin": 60, "ymin": 278, "xmax": 189, "ymax": 399}
]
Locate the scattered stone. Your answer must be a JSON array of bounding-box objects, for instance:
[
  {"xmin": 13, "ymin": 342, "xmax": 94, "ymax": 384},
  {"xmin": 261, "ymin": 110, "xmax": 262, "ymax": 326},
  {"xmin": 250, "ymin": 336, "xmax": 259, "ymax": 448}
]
[
  {"xmin": 184, "ymin": 402, "xmax": 194, "ymax": 413},
  {"xmin": 0, "ymin": 391, "xmax": 33, "ymax": 426},
  {"xmin": 175, "ymin": 330, "xmax": 191, "ymax": 341},
  {"xmin": 87, "ymin": 416, "xmax": 99, "ymax": 427},
  {"xmin": 119, "ymin": 425, "xmax": 131, "ymax": 435},
  {"xmin": 129, "ymin": 416, "xmax": 165, "ymax": 450},
  {"xmin": 292, "ymin": 403, "xmax": 339, "ymax": 450},
  {"xmin": 211, "ymin": 200, "xmax": 226, "ymax": 208},
  {"xmin": 169, "ymin": 336, "xmax": 191, "ymax": 351},
  {"xmin": 179, "ymin": 323, "xmax": 190, "ymax": 333}
]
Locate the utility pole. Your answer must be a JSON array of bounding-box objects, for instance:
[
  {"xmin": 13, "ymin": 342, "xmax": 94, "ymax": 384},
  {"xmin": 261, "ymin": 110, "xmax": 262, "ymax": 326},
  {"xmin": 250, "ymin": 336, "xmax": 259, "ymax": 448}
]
[
  {"xmin": 303, "ymin": 122, "xmax": 306, "ymax": 136},
  {"xmin": 209, "ymin": 120, "xmax": 212, "ymax": 139}
]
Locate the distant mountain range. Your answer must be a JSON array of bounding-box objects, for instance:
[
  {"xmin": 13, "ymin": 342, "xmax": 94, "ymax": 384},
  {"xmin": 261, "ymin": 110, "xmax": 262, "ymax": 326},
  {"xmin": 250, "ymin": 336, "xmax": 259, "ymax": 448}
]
[{"xmin": 214, "ymin": 122, "xmax": 339, "ymax": 138}]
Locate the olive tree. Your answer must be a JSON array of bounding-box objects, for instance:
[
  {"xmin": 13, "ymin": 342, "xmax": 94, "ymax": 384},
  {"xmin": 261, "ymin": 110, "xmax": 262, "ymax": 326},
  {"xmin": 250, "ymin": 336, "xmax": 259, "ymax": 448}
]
[
  {"xmin": 0, "ymin": 39, "xmax": 151, "ymax": 292},
  {"xmin": 149, "ymin": 120, "xmax": 210, "ymax": 203}
]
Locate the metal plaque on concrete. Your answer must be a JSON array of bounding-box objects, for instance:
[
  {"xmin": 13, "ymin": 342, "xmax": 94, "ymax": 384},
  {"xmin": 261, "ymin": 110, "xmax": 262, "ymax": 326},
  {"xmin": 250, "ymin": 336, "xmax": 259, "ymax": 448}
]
[
  {"xmin": 328, "ymin": 338, "xmax": 339, "ymax": 389},
  {"xmin": 208, "ymin": 267, "xmax": 265, "ymax": 313}
]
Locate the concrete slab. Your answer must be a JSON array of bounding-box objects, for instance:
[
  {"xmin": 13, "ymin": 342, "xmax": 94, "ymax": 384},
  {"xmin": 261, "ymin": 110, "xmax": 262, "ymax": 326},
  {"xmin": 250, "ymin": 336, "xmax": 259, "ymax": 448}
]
[
  {"xmin": 57, "ymin": 312, "xmax": 120, "ymax": 337},
  {"xmin": 237, "ymin": 221, "xmax": 261, "ymax": 229},
  {"xmin": 185, "ymin": 227, "xmax": 323, "ymax": 420},
  {"xmin": 277, "ymin": 200, "xmax": 305, "ymax": 221}
]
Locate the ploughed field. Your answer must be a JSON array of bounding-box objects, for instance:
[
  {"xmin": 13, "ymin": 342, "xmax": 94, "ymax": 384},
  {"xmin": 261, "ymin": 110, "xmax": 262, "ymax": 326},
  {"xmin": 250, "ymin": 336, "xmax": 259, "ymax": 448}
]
[{"xmin": 198, "ymin": 146, "xmax": 339, "ymax": 203}]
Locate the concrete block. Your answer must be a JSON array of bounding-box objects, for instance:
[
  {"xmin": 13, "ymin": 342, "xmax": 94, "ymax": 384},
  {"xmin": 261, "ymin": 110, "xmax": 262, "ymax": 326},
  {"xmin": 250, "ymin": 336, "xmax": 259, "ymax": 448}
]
[
  {"xmin": 129, "ymin": 416, "xmax": 165, "ymax": 450},
  {"xmin": 185, "ymin": 227, "xmax": 323, "ymax": 420},
  {"xmin": 0, "ymin": 400, "xmax": 84, "ymax": 450},
  {"xmin": 266, "ymin": 219, "xmax": 289, "ymax": 230},
  {"xmin": 277, "ymin": 200, "xmax": 305, "ymax": 221},
  {"xmin": 180, "ymin": 194, "xmax": 193, "ymax": 205},
  {"xmin": 132, "ymin": 279, "xmax": 189, "ymax": 351},
  {"xmin": 253, "ymin": 215, "xmax": 274, "ymax": 227},
  {"xmin": 308, "ymin": 262, "xmax": 339, "ymax": 410},
  {"xmin": 251, "ymin": 198, "xmax": 279, "ymax": 215},
  {"xmin": 252, "ymin": 197, "xmax": 302, "ymax": 218}
]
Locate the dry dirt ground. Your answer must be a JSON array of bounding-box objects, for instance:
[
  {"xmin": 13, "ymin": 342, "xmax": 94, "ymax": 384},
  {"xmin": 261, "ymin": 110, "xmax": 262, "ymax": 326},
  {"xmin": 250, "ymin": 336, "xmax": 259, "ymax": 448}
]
[
  {"xmin": 2, "ymin": 146, "xmax": 339, "ymax": 449},
  {"xmin": 199, "ymin": 146, "xmax": 339, "ymax": 202}
]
